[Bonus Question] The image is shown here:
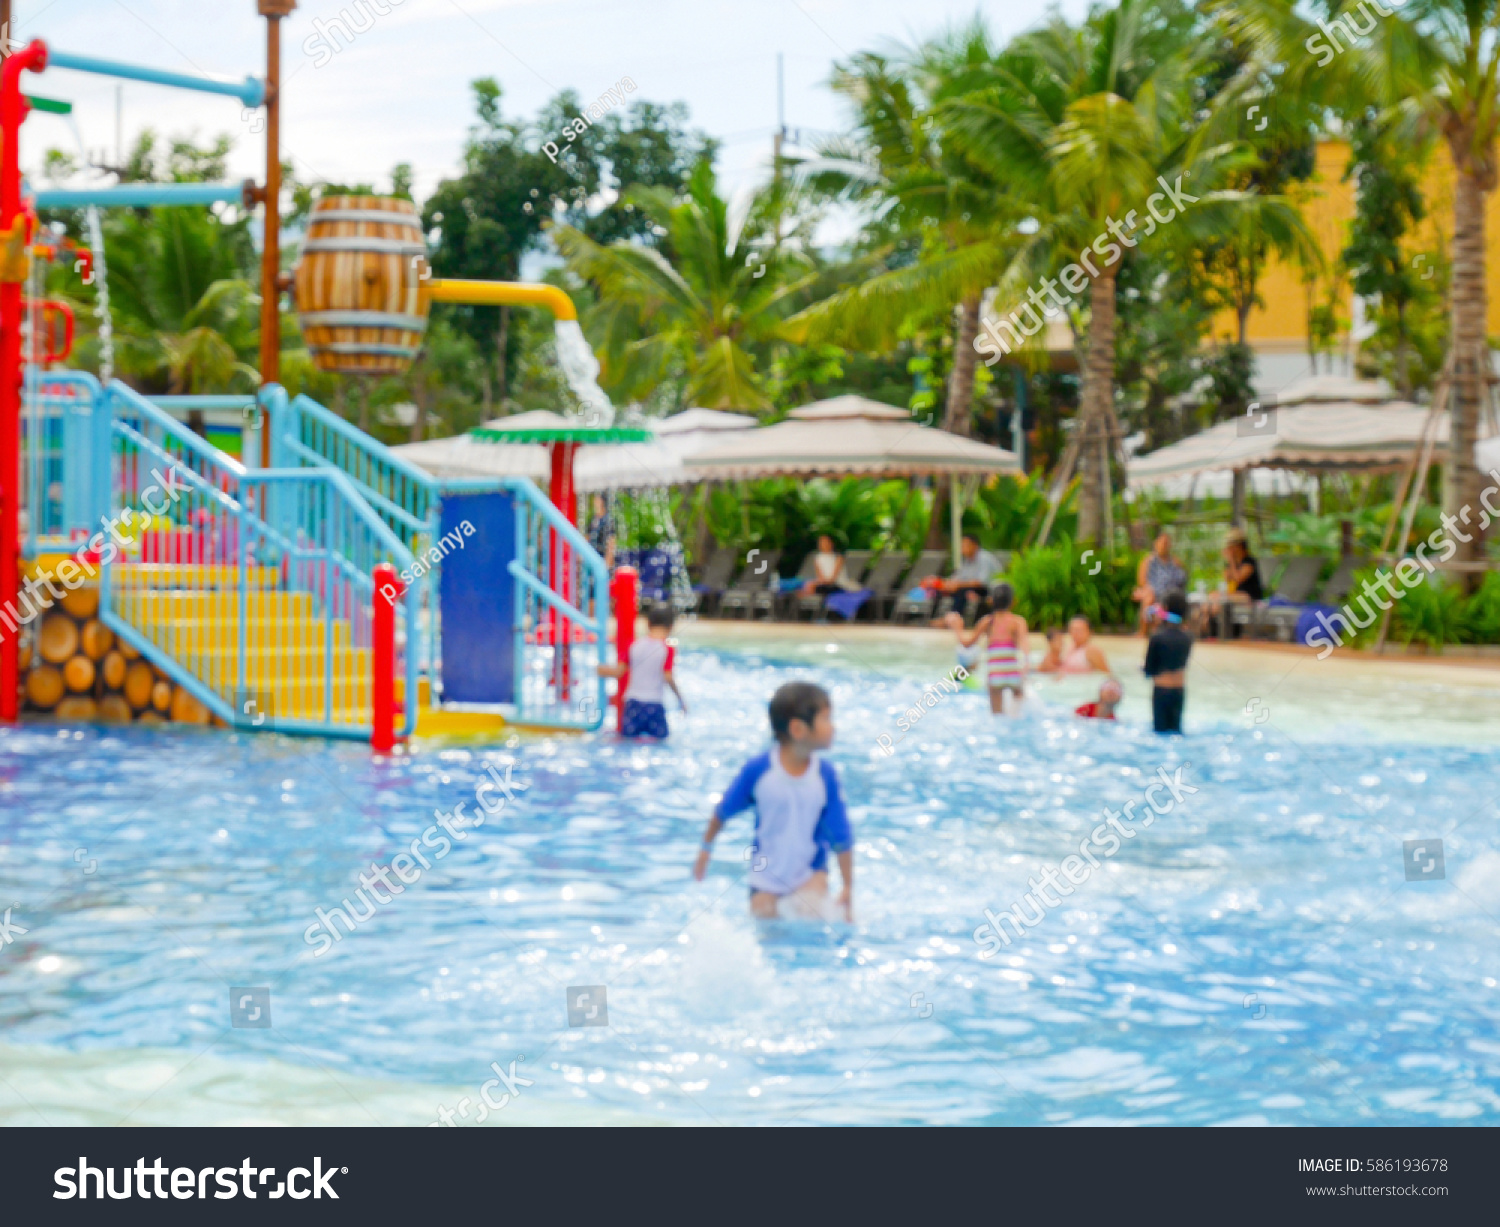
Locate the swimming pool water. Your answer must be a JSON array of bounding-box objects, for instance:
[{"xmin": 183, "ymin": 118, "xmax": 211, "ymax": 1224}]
[{"xmin": 1, "ymin": 645, "xmax": 1498, "ymax": 1125}]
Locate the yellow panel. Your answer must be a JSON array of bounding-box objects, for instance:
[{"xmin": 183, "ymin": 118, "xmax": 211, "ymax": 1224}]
[{"xmin": 1229, "ymin": 138, "xmax": 1500, "ymax": 346}]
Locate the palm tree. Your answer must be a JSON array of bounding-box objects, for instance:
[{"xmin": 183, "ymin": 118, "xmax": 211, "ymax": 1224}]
[
  {"xmin": 946, "ymin": 0, "xmax": 1314, "ymax": 542},
  {"xmin": 91, "ymin": 204, "xmax": 262, "ymax": 394},
  {"xmin": 1224, "ymin": 0, "xmax": 1499, "ymax": 567},
  {"xmin": 787, "ymin": 22, "xmax": 1019, "ymax": 441},
  {"xmin": 550, "ymin": 162, "xmax": 822, "ymax": 410}
]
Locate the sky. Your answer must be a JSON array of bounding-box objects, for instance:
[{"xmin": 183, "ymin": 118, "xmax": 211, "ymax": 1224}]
[{"xmin": 12, "ymin": 0, "xmax": 1090, "ymax": 205}]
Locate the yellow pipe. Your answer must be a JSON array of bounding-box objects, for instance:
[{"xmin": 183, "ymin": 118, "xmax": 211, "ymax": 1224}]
[{"xmin": 422, "ymin": 278, "xmax": 577, "ymax": 321}]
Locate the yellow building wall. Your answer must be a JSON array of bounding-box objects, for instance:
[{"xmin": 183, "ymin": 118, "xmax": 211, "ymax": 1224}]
[{"xmin": 1219, "ymin": 138, "xmax": 1499, "ymax": 347}]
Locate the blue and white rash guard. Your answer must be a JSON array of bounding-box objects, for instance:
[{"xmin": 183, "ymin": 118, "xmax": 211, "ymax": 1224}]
[{"xmin": 716, "ymin": 749, "xmax": 853, "ymax": 896}]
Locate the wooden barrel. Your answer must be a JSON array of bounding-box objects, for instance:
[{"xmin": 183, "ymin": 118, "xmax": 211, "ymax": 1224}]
[{"xmin": 294, "ymin": 195, "xmax": 429, "ymax": 374}]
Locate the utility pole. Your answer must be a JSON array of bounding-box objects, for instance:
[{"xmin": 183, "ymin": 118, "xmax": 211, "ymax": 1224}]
[
  {"xmin": 772, "ymin": 52, "xmax": 786, "ymax": 250},
  {"xmin": 114, "ymin": 83, "xmax": 121, "ymax": 167},
  {"xmin": 256, "ymin": 1, "xmax": 294, "ymax": 466},
  {"xmin": 773, "ymin": 52, "xmax": 785, "ymax": 182}
]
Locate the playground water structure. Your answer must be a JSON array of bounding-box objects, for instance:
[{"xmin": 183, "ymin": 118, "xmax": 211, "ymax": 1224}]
[
  {"xmin": 0, "ymin": 36, "xmax": 621, "ymax": 743},
  {"xmin": 1, "ymin": 638, "xmax": 1497, "ymax": 1125}
]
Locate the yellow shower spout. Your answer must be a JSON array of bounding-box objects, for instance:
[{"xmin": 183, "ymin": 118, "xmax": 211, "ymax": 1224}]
[{"xmin": 422, "ymin": 278, "xmax": 577, "ymax": 321}]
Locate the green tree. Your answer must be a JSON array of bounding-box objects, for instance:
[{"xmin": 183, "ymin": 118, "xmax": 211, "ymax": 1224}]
[
  {"xmin": 1342, "ymin": 113, "xmax": 1443, "ymax": 396},
  {"xmin": 1223, "ymin": 0, "xmax": 1500, "ymax": 567},
  {"xmin": 946, "ymin": 0, "xmax": 1313, "ymax": 542},
  {"xmin": 552, "ymin": 161, "xmax": 824, "ymax": 410}
]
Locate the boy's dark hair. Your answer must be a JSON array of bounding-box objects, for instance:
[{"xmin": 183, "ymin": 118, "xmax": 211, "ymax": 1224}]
[
  {"xmin": 990, "ymin": 581, "xmax": 1014, "ymax": 611},
  {"xmin": 769, "ymin": 682, "xmax": 830, "ymax": 742},
  {"xmin": 647, "ymin": 604, "xmax": 675, "ymax": 630},
  {"xmin": 1163, "ymin": 590, "xmax": 1188, "ymax": 619}
]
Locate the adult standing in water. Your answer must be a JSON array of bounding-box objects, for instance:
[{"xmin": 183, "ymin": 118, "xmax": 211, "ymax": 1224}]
[{"xmin": 1059, "ymin": 615, "xmax": 1111, "ymax": 674}]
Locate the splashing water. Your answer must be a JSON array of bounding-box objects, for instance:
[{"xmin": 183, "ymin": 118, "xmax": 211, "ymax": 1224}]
[
  {"xmin": 641, "ymin": 486, "xmax": 697, "ymax": 614},
  {"xmin": 63, "ymin": 115, "xmax": 114, "ymax": 382},
  {"xmin": 84, "ymin": 205, "xmax": 113, "ymax": 383},
  {"xmin": 553, "ymin": 319, "xmax": 613, "ymax": 428}
]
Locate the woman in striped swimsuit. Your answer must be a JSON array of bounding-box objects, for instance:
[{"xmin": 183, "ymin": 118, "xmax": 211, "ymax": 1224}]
[{"xmin": 947, "ymin": 582, "xmax": 1030, "ymax": 715}]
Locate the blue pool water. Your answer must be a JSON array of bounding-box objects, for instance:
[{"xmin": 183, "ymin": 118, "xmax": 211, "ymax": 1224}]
[{"xmin": 1, "ymin": 645, "xmax": 1498, "ymax": 1125}]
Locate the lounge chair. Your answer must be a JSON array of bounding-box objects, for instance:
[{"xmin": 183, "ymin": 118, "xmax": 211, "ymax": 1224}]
[
  {"xmin": 1261, "ymin": 554, "xmax": 1367, "ymax": 641},
  {"xmin": 717, "ymin": 550, "xmax": 781, "ymax": 619},
  {"xmin": 856, "ymin": 552, "xmax": 916, "ymax": 621},
  {"xmin": 794, "ymin": 550, "xmax": 872, "ymax": 620},
  {"xmin": 764, "ymin": 554, "xmax": 820, "ymax": 619},
  {"xmin": 690, "ymin": 546, "xmax": 738, "ymax": 615},
  {"xmin": 889, "ymin": 550, "xmax": 949, "ymax": 624},
  {"xmin": 1230, "ymin": 555, "xmax": 1327, "ymax": 639}
]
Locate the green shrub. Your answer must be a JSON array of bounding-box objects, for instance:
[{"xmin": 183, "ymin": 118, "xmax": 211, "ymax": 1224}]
[
  {"xmin": 1344, "ymin": 564, "xmax": 1468, "ymax": 650},
  {"xmin": 1009, "ymin": 538, "xmax": 1140, "ymax": 631},
  {"xmin": 1461, "ymin": 571, "xmax": 1500, "ymax": 644}
]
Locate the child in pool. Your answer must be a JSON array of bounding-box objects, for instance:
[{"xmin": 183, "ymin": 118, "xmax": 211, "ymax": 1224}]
[
  {"xmin": 1144, "ymin": 590, "xmax": 1191, "ymax": 734},
  {"xmin": 692, "ymin": 682, "xmax": 853, "ymax": 921},
  {"xmin": 1075, "ymin": 677, "xmax": 1122, "ymax": 720},
  {"xmin": 947, "ymin": 582, "xmax": 1029, "ymax": 715},
  {"xmin": 598, "ymin": 604, "xmax": 685, "ymax": 737},
  {"xmin": 1034, "ymin": 627, "xmax": 1065, "ymax": 674}
]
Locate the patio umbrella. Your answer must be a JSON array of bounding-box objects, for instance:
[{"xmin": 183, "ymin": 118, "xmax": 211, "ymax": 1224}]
[
  {"xmin": 390, "ymin": 432, "xmax": 548, "ymax": 481},
  {"xmin": 573, "ymin": 408, "xmax": 758, "ymax": 491},
  {"xmin": 683, "ymin": 395, "xmax": 1020, "ymax": 480},
  {"xmin": 1126, "ymin": 375, "xmax": 1491, "ymax": 489}
]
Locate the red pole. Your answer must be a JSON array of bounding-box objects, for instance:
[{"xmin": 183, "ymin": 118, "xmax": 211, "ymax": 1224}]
[
  {"xmin": 610, "ymin": 566, "xmax": 637, "ymax": 731},
  {"xmin": 0, "ymin": 40, "xmax": 46, "ymax": 723},
  {"xmin": 372, "ymin": 562, "xmax": 402, "ymax": 752}
]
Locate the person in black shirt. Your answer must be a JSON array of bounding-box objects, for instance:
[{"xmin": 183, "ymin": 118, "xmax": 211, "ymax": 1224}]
[
  {"xmin": 1144, "ymin": 589, "xmax": 1192, "ymax": 734},
  {"xmin": 1203, "ymin": 528, "xmax": 1263, "ymax": 637}
]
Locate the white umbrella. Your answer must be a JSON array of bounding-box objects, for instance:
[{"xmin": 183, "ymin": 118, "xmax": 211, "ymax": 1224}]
[
  {"xmin": 574, "ymin": 408, "xmax": 758, "ymax": 491},
  {"xmin": 684, "ymin": 395, "xmax": 1020, "ymax": 480},
  {"xmin": 389, "ymin": 433, "xmax": 548, "ymax": 481},
  {"xmin": 1127, "ymin": 402, "xmax": 1467, "ymax": 488}
]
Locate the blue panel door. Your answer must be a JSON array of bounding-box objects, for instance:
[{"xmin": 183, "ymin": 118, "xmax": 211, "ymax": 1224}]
[{"xmin": 439, "ymin": 491, "xmax": 515, "ymax": 704}]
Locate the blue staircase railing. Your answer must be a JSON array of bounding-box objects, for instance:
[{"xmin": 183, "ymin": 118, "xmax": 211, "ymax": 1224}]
[
  {"xmin": 261, "ymin": 384, "xmax": 609, "ymax": 730},
  {"xmin": 21, "ymin": 372, "xmax": 420, "ymax": 740}
]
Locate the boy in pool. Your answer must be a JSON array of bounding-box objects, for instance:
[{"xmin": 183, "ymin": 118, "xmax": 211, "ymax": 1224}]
[
  {"xmin": 692, "ymin": 682, "xmax": 854, "ymax": 921},
  {"xmin": 1144, "ymin": 590, "xmax": 1191, "ymax": 734},
  {"xmin": 599, "ymin": 604, "xmax": 686, "ymax": 737}
]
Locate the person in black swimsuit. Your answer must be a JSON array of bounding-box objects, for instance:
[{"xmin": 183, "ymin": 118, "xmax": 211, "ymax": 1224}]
[
  {"xmin": 1144, "ymin": 590, "xmax": 1192, "ymax": 733},
  {"xmin": 1204, "ymin": 528, "xmax": 1263, "ymax": 637}
]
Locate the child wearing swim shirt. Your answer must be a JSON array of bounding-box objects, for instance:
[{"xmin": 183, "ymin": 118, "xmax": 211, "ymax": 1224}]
[
  {"xmin": 599, "ymin": 604, "xmax": 685, "ymax": 737},
  {"xmin": 1143, "ymin": 590, "xmax": 1192, "ymax": 734},
  {"xmin": 692, "ymin": 682, "xmax": 854, "ymax": 921},
  {"xmin": 947, "ymin": 581, "xmax": 1029, "ymax": 715}
]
